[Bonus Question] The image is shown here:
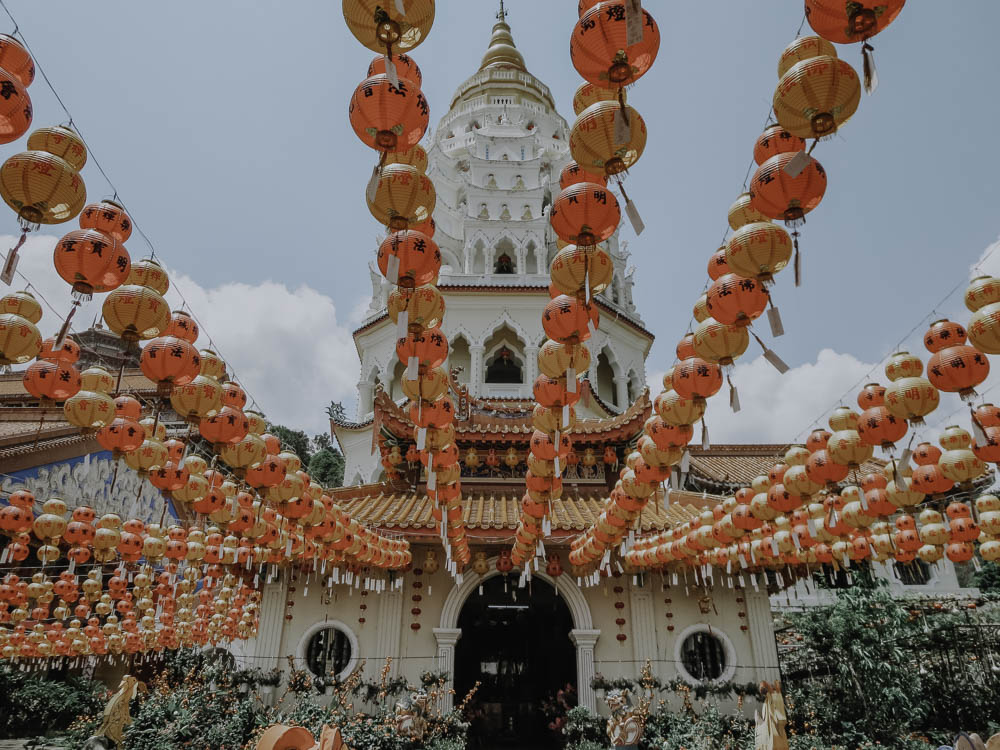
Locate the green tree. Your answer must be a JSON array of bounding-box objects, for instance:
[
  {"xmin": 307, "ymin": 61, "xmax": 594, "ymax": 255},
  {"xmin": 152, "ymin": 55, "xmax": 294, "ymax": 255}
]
[
  {"xmin": 974, "ymin": 560, "xmax": 1000, "ymax": 592},
  {"xmin": 309, "ymin": 441, "xmax": 345, "ymax": 487},
  {"xmin": 268, "ymin": 424, "xmax": 312, "ymax": 465}
]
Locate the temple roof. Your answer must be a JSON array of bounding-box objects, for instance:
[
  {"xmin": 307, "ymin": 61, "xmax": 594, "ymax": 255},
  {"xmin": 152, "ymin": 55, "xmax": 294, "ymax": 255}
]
[{"xmin": 328, "ymin": 483, "xmax": 714, "ymax": 537}]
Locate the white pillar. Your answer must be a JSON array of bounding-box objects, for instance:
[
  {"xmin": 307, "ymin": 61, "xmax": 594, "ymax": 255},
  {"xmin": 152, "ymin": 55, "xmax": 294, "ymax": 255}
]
[
  {"xmin": 375, "ymin": 587, "xmax": 404, "ymax": 678},
  {"xmin": 628, "ymin": 586, "xmax": 656, "ymax": 676},
  {"xmin": 356, "ymin": 380, "xmax": 375, "ymax": 420},
  {"xmin": 433, "ymin": 627, "xmax": 463, "ymax": 711},
  {"xmin": 569, "ymin": 628, "xmax": 601, "ymax": 712},
  {"xmin": 469, "ymin": 345, "xmax": 485, "ymax": 397},
  {"xmin": 615, "ymin": 375, "xmax": 628, "ymax": 412},
  {"xmin": 524, "ymin": 345, "xmax": 539, "ymax": 390},
  {"xmin": 249, "ymin": 581, "xmax": 286, "ymax": 704},
  {"xmin": 745, "ymin": 589, "xmax": 780, "ymax": 683}
]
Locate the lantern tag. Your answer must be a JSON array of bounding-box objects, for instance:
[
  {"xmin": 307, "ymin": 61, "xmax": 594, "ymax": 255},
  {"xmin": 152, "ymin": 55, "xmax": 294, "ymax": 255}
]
[
  {"xmin": 566, "ymin": 367, "xmax": 576, "ymax": 392},
  {"xmin": 625, "ymin": 198, "xmax": 645, "ymax": 236},
  {"xmin": 396, "ymin": 309, "xmax": 409, "ymax": 340},
  {"xmin": 625, "ymin": 0, "xmax": 644, "ymax": 45},
  {"xmin": 406, "ymin": 355, "xmax": 419, "ymax": 380},
  {"xmin": 782, "ymin": 151, "xmax": 813, "ymax": 178},
  {"xmin": 562, "ymin": 404, "xmax": 570, "ymax": 428},
  {"xmin": 386, "ymin": 254, "xmax": 400, "ymax": 284},
  {"xmin": 767, "ymin": 306, "xmax": 785, "ymax": 337},
  {"xmin": 0, "ymin": 243, "xmax": 22, "ymax": 285},
  {"xmin": 416, "ymin": 427, "xmax": 427, "ymax": 451},
  {"xmin": 729, "ymin": 378, "xmax": 741, "ymax": 413},
  {"xmin": 613, "ymin": 107, "xmax": 630, "ymax": 144},
  {"xmin": 384, "ymin": 55, "xmax": 399, "ymax": 88},
  {"xmin": 366, "ymin": 165, "xmax": 381, "ymax": 204},
  {"xmin": 427, "ymin": 469, "xmax": 436, "ymax": 491},
  {"xmin": 554, "ymin": 455, "xmax": 561, "ymax": 478},
  {"xmin": 763, "ymin": 348, "xmax": 789, "ymax": 374},
  {"xmin": 53, "ymin": 302, "xmax": 80, "ymax": 351}
]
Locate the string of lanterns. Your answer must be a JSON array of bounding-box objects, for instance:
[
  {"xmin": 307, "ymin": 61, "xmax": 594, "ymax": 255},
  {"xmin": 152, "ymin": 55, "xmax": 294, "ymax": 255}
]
[
  {"xmin": 343, "ymin": 0, "xmax": 470, "ymax": 577},
  {"xmin": 572, "ymin": 5, "xmax": 914, "ymax": 582},
  {"xmin": 510, "ymin": 0, "xmax": 660, "ymax": 587}
]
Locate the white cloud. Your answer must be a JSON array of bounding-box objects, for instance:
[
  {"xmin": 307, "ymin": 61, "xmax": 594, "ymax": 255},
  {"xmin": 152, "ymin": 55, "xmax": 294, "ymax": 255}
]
[
  {"xmin": 971, "ymin": 234, "xmax": 1000, "ymax": 279},
  {"xmin": 3, "ymin": 233, "xmax": 362, "ymax": 436},
  {"xmin": 694, "ymin": 349, "xmax": 878, "ymax": 445}
]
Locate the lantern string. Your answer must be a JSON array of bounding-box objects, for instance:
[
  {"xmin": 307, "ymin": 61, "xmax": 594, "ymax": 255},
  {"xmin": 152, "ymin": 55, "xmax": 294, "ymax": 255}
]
[{"xmin": 0, "ymin": 0, "xmax": 267, "ymax": 419}]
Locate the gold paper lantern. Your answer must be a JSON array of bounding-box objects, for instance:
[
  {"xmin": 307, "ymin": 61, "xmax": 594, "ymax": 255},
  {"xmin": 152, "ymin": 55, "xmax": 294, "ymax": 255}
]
[
  {"xmin": 968, "ymin": 302, "xmax": 1000, "ymax": 355},
  {"xmin": 572, "ymin": 81, "xmax": 622, "ymax": 116},
  {"xmin": 569, "ymin": 102, "xmax": 647, "ymax": 177},
  {"xmin": 342, "ymin": 0, "xmax": 435, "ymax": 55},
  {"xmin": 773, "ymin": 41, "xmax": 861, "ymax": 140},
  {"xmin": 727, "ymin": 192, "xmax": 770, "ymax": 231},
  {"xmin": 653, "ymin": 390, "xmax": 706, "ymax": 426},
  {"xmin": 102, "ymin": 285, "xmax": 170, "ymax": 343},
  {"xmin": 537, "ymin": 340, "xmax": 591, "ymax": 380},
  {"xmin": 692, "ymin": 318, "xmax": 749, "ymax": 367},
  {"xmin": 126, "ymin": 257, "xmax": 169, "ymax": 296},
  {"xmin": 170, "ymin": 375, "xmax": 223, "ymax": 422},
  {"xmin": 124, "ymin": 438, "xmax": 169, "ymax": 477},
  {"xmin": 777, "ymin": 35, "xmax": 837, "ymax": 77},
  {"xmin": 384, "ymin": 144, "xmax": 428, "ymax": 174},
  {"xmin": 965, "ymin": 276, "xmax": 1000, "ymax": 313},
  {"xmin": 64, "ymin": 389, "xmax": 115, "ymax": 430},
  {"xmin": 0, "ymin": 312, "xmax": 41, "ymax": 364},
  {"xmin": 725, "ymin": 222, "xmax": 792, "ymax": 282},
  {"xmin": 388, "ymin": 284, "xmax": 445, "ymax": 332},
  {"xmin": 401, "ymin": 367, "xmax": 449, "ymax": 402},
  {"xmin": 884, "ymin": 377, "xmax": 939, "ymax": 426},
  {"xmin": 1, "ymin": 290, "xmax": 42, "ymax": 323},
  {"xmin": 549, "ymin": 244, "xmax": 613, "ymax": 298},
  {"xmin": 0, "ymin": 126, "xmax": 86, "ymax": 226},
  {"xmin": 367, "ymin": 163, "xmax": 436, "ymax": 231}
]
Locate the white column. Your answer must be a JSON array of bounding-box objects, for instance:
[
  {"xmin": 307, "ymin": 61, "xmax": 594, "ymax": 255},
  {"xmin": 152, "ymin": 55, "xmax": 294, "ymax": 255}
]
[
  {"xmin": 745, "ymin": 589, "xmax": 781, "ymax": 683},
  {"xmin": 375, "ymin": 587, "xmax": 404, "ymax": 678},
  {"xmin": 356, "ymin": 380, "xmax": 375, "ymax": 420},
  {"xmin": 469, "ymin": 345, "xmax": 485, "ymax": 397},
  {"xmin": 628, "ymin": 587, "xmax": 656, "ymax": 677},
  {"xmin": 524, "ymin": 345, "xmax": 539, "ymax": 389},
  {"xmin": 569, "ymin": 628, "xmax": 601, "ymax": 712},
  {"xmin": 433, "ymin": 627, "xmax": 463, "ymax": 711},
  {"xmin": 248, "ymin": 581, "xmax": 286, "ymax": 704},
  {"xmin": 615, "ymin": 376, "xmax": 628, "ymax": 412}
]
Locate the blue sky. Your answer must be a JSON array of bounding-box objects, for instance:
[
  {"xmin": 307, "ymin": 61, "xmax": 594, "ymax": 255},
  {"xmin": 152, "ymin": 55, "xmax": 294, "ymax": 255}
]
[{"xmin": 5, "ymin": 1, "xmax": 1000, "ymax": 440}]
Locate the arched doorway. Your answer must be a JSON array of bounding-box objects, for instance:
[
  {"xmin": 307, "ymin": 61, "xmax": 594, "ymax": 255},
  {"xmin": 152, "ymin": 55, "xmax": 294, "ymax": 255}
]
[{"xmin": 455, "ymin": 575, "xmax": 576, "ymax": 749}]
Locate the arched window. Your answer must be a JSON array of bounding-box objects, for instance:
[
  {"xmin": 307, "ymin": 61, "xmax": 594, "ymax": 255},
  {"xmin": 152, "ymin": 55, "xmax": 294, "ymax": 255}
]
[
  {"xmin": 450, "ymin": 336, "xmax": 471, "ymax": 385},
  {"xmin": 596, "ymin": 350, "xmax": 618, "ymax": 407},
  {"xmin": 485, "ymin": 346, "xmax": 522, "ymax": 383},
  {"xmin": 679, "ymin": 631, "xmax": 726, "ymax": 682}
]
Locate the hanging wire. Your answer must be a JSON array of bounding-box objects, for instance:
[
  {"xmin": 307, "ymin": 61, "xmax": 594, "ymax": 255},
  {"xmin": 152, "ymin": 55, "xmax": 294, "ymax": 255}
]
[{"xmin": 0, "ymin": 0, "xmax": 267, "ymax": 415}]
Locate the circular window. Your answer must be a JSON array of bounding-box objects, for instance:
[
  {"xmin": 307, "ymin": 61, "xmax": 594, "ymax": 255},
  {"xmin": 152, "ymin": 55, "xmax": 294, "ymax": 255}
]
[
  {"xmin": 679, "ymin": 631, "xmax": 727, "ymax": 682},
  {"xmin": 304, "ymin": 626, "xmax": 353, "ymax": 679}
]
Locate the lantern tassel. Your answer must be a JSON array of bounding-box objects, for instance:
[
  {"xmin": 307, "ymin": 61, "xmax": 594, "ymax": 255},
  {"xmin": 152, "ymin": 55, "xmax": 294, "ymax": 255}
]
[
  {"xmin": 701, "ymin": 420, "xmax": 710, "ymax": 450},
  {"xmin": 792, "ymin": 231, "xmax": 802, "ymax": 287},
  {"xmin": 0, "ymin": 228, "xmax": 28, "ymax": 286},
  {"xmin": 728, "ymin": 375, "xmax": 741, "ymax": 414},
  {"xmin": 862, "ymin": 42, "xmax": 879, "ymax": 95}
]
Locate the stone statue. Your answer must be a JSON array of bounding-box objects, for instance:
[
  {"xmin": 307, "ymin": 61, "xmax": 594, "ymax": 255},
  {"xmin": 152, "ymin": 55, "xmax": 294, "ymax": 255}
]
[
  {"xmin": 605, "ymin": 688, "xmax": 647, "ymax": 749},
  {"xmin": 947, "ymin": 732, "xmax": 1000, "ymax": 750},
  {"xmin": 394, "ymin": 690, "xmax": 430, "ymax": 741},
  {"xmin": 754, "ymin": 681, "xmax": 789, "ymax": 750},
  {"xmin": 500, "ymin": 204, "xmax": 511, "ymax": 220},
  {"xmin": 83, "ymin": 675, "xmax": 146, "ymax": 749},
  {"xmin": 478, "ymin": 203, "xmax": 490, "ymax": 220},
  {"xmin": 521, "ymin": 204, "xmax": 532, "ymax": 220}
]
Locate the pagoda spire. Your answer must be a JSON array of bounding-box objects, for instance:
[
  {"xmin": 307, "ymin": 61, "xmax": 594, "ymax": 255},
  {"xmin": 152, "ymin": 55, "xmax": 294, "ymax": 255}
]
[{"xmin": 479, "ymin": 1, "xmax": 526, "ymax": 72}]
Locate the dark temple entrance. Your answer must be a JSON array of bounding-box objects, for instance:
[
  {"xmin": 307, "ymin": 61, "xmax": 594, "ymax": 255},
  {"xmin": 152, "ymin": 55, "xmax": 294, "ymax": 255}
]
[{"xmin": 455, "ymin": 575, "xmax": 577, "ymax": 750}]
